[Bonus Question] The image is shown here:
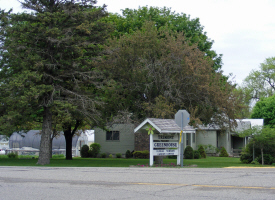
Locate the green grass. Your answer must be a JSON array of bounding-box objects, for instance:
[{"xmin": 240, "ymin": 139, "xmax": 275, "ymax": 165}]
[{"xmin": 0, "ymin": 155, "xmax": 268, "ymax": 168}]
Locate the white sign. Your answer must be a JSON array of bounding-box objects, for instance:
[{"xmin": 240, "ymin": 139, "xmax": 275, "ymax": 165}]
[
  {"xmin": 153, "ymin": 149, "xmax": 178, "ymax": 156},
  {"xmin": 153, "ymin": 134, "xmax": 178, "ymax": 140},
  {"xmin": 153, "ymin": 142, "xmax": 178, "ymax": 148}
]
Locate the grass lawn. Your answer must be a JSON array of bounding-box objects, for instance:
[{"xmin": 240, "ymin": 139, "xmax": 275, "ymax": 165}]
[{"xmin": 0, "ymin": 155, "xmax": 269, "ymax": 168}]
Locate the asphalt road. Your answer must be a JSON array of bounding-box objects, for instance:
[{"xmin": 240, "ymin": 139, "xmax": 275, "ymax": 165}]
[{"xmin": 1, "ymin": 166, "xmax": 275, "ymax": 200}]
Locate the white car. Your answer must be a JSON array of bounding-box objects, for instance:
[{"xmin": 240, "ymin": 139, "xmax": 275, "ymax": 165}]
[{"xmin": 0, "ymin": 149, "xmax": 6, "ymax": 155}]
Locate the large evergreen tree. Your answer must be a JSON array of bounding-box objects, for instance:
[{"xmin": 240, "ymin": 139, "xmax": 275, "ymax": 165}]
[{"xmin": 0, "ymin": 0, "xmax": 112, "ymax": 164}]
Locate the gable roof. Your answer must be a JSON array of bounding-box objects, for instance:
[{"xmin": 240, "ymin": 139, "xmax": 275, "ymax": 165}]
[{"xmin": 134, "ymin": 118, "xmax": 195, "ymax": 134}]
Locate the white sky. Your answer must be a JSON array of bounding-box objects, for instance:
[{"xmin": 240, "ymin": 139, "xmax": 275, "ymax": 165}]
[{"xmin": 1, "ymin": 0, "xmax": 275, "ymax": 85}]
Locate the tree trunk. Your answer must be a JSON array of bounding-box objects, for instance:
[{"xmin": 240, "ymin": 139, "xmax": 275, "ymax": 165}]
[
  {"xmin": 64, "ymin": 128, "xmax": 73, "ymax": 160},
  {"xmin": 64, "ymin": 120, "xmax": 81, "ymax": 160},
  {"xmin": 261, "ymin": 148, "xmax": 264, "ymax": 165},
  {"xmin": 37, "ymin": 107, "xmax": 52, "ymax": 165},
  {"xmin": 50, "ymin": 138, "xmax": 53, "ymax": 158}
]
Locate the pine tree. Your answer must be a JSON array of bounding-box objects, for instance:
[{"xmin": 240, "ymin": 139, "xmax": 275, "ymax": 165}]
[{"xmin": 0, "ymin": 0, "xmax": 112, "ymax": 164}]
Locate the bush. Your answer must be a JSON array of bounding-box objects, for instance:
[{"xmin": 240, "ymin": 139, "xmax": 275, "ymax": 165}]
[
  {"xmin": 7, "ymin": 152, "xmax": 18, "ymax": 159},
  {"xmin": 184, "ymin": 146, "xmax": 194, "ymax": 159},
  {"xmin": 219, "ymin": 147, "xmax": 229, "ymax": 157},
  {"xmin": 133, "ymin": 150, "xmax": 149, "ymax": 159},
  {"xmin": 109, "ymin": 154, "xmax": 113, "ymax": 158},
  {"xmin": 198, "ymin": 145, "xmax": 207, "ymax": 158},
  {"xmin": 256, "ymin": 154, "xmax": 274, "ymax": 165},
  {"xmin": 125, "ymin": 150, "xmax": 132, "ymax": 158},
  {"xmin": 194, "ymin": 150, "xmax": 201, "ymax": 159},
  {"xmin": 80, "ymin": 144, "xmax": 89, "ymax": 158},
  {"xmin": 240, "ymin": 152, "xmax": 253, "ymax": 164},
  {"xmin": 116, "ymin": 153, "xmax": 122, "ymax": 158},
  {"xmin": 52, "ymin": 154, "xmax": 64, "ymax": 158},
  {"xmin": 167, "ymin": 155, "xmax": 177, "ymax": 159},
  {"xmin": 90, "ymin": 143, "xmax": 101, "ymax": 158},
  {"xmin": 87, "ymin": 149, "xmax": 93, "ymax": 157},
  {"xmin": 251, "ymin": 160, "xmax": 260, "ymax": 165},
  {"xmin": 100, "ymin": 153, "xmax": 107, "ymax": 158}
]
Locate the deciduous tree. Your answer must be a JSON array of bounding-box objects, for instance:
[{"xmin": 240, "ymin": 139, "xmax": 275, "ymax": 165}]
[
  {"xmin": 241, "ymin": 57, "xmax": 275, "ymax": 105},
  {"xmin": 251, "ymin": 95, "xmax": 275, "ymax": 127},
  {"xmin": 99, "ymin": 22, "xmax": 243, "ymax": 128},
  {"xmin": 106, "ymin": 6, "xmax": 222, "ymax": 70}
]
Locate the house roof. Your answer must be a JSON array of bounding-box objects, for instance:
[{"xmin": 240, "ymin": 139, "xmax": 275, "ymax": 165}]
[
  {"xmin": 135, "ymin": 118, "xmax": 264, "ymax": 134},
  {"xmin": 134, "ymin": 118, "xmax": 195, "ymax": 134},
  {"xmin": 237, "ymin": 119, "xmax": 264, "ymax": 127},
  {"xmin": 233, "ymin": 120, "xmax": 251, "ymax": 133}
]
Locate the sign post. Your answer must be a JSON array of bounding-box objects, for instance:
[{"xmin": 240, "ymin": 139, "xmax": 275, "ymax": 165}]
[{"xmin": 175, "ymin": 110, "xmax": 190, "ymax": 167}]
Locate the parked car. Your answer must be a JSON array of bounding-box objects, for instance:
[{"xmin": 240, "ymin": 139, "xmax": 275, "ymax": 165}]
[{"xmin": 0, "ymin": 149, "xmax": 6, "ymax": 155}]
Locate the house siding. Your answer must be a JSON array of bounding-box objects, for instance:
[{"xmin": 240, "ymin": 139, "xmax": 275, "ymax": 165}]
[
  {"xmin": 94, "ymin": 124, "xmax": 135, "ymax": 156},
  {"xmin": 196, "ymin": 130, "xmax": 217, "ymax": 149}
]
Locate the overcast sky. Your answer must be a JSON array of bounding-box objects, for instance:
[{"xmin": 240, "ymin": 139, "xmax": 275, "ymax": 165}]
[{"xmin": 1, "ymin": 0, "xmax": 275, "ymax": 85}]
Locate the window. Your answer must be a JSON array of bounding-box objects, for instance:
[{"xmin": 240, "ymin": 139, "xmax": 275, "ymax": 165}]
[
  {"xmin": 106, "ymin": 131, "xmax": 120, "ymax": 141},
  {"xmin": 186, "ymin": 133, "xmax": 190, "ymax": 146}
]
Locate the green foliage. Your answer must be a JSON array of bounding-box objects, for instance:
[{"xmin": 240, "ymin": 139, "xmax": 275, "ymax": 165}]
[
  {"xmin": 89, "ymin": 143, "xmax": 101, "ymax": 158},
  {"xmin": 125, "ymin": 150, "xmax": 132, "ymax": 158},
  {"xmin": 0, "ymin": 0, "xmax": 112, "ymax": 165},
  {"xmin": 242, "ymin": 57, "xmax": 275, "ymax": 105},
  {"xmin": 194, "ymin": 150, "xmax": 201, "ymax": 159},
  {"xmin": 184, "ymin": 146, "xmax": 194, "ymax": 159},
  {"xmin": 256, "ymin": 154, "xmax": 274, "ymax": 165},
  {"xmin": 107, "ymin": 6, "xmax": 222, "ymax": 70},
  {"xmin": 80, "ymin": 145, "xmax": 89, "ymax": 158},
  {"xmin": 198, "ymin": 145, "xmax": 207, "ymax": 158},
  {"xmin": 219, "ymin": 147, "xmax": 229, "ymax": 157},
  {"xmin": 239, "ymin": 127, "xmax": 275, "ymax": 165},
  {"xmin": 133, "ymin": 150, "xmax": 149, "ymax": 159},
  {"xmin": 251, "ymin": 95, "xmax": 275, "ymax": 126},
  {"xmin": 52, "ymin": 154, "xmax": 64, "ymax": 158},
  {"xmin": 7, "ymin": 152, "xmax": 18, "ymax": 159},
  {"xmin": 240, "ymin": 152, "xmax": 253, "ymax": 164},
  {"xmin": 109, "ymin": 154, "xmax": 113, "ymax": 158},
  {"xmin": 101, "ymin": 21, "xmax": 241, "ymax": 126},
  {"xmin": 167, "ymin": 155, "xmax": 177, "ymax": 159},
  {"xmin": 100, "ymin": 153, "xmax": 107, "ymax": 158},
  {"xmin": 116, "ymin": 153, "xmax": 122, "ymax": 158},
  {"xmin": 250, "ymin": 160, "xmax": 260, "ymax": 165}
]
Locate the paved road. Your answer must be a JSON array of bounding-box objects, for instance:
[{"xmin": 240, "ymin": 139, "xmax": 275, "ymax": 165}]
[{"xmin": 1, "ymin": 166, "xmax": 275, "ymax": 200}]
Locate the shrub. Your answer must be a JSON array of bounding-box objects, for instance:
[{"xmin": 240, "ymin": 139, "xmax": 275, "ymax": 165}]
[
  {"xmin": 125, "ymin": 150, "xmax": 132, "ymax": 158},
  {"xmin": 184, "ymin": 146, "xmax": 194, "ymax": 159},
  {"xmin": 88, "ymin": 149, "xmax": 93, "ymax": 157},
  {"xmin": 80, "ymin": 144, "xmax": 89, "ymax": 158},
  {"xmin": 251, "ymin": 160, "xmax": 260, "ymax": 165},
  {"xmin": 133, "ymin": 150, "xmax": 149, "ymax": 159},
  {"xmin": 194, "ymin": 150, "xmax": 201, "ymax": 159},
  {"xmin": 52, "ymin": 154, "xmax": 64, "ymax": 158},
  {"xmin": 198, "ymin": 145, "xmax": 206, "ymax": 158},
  {"xmin": 240, "ymin": 152, "xmax": 253, "ymax": 164},
  {"xmin": 219, "ymin": 147, "xmax": 229, "ymax": 157},
  {"xmin": 167, "ymin": 155, "xmax": 177, "ymax": 159},
  {"xmin": 116, "ymin": 153, "xmax": 122, "ymax": 158},
  {"xmin": 242, "ymin": 159, "xmax": 250, "ymax": 164},
  {"xmin": 100, "ymin": 153, "xmax": 107, "ymax": 158},
  {"xmin": 90, "ymin": 143, "xmax": 101, "ymax": 158},
  {"xmin": 7, "ymin": 152, "xmax": 18, "ymax": 159},
  {"xmin": 256, "ymin": 154, "xmax": 274, "ymax": 165},
  {"xmin": 109, "ymin": 154, "xmax": 113, "ymax": 158}
]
